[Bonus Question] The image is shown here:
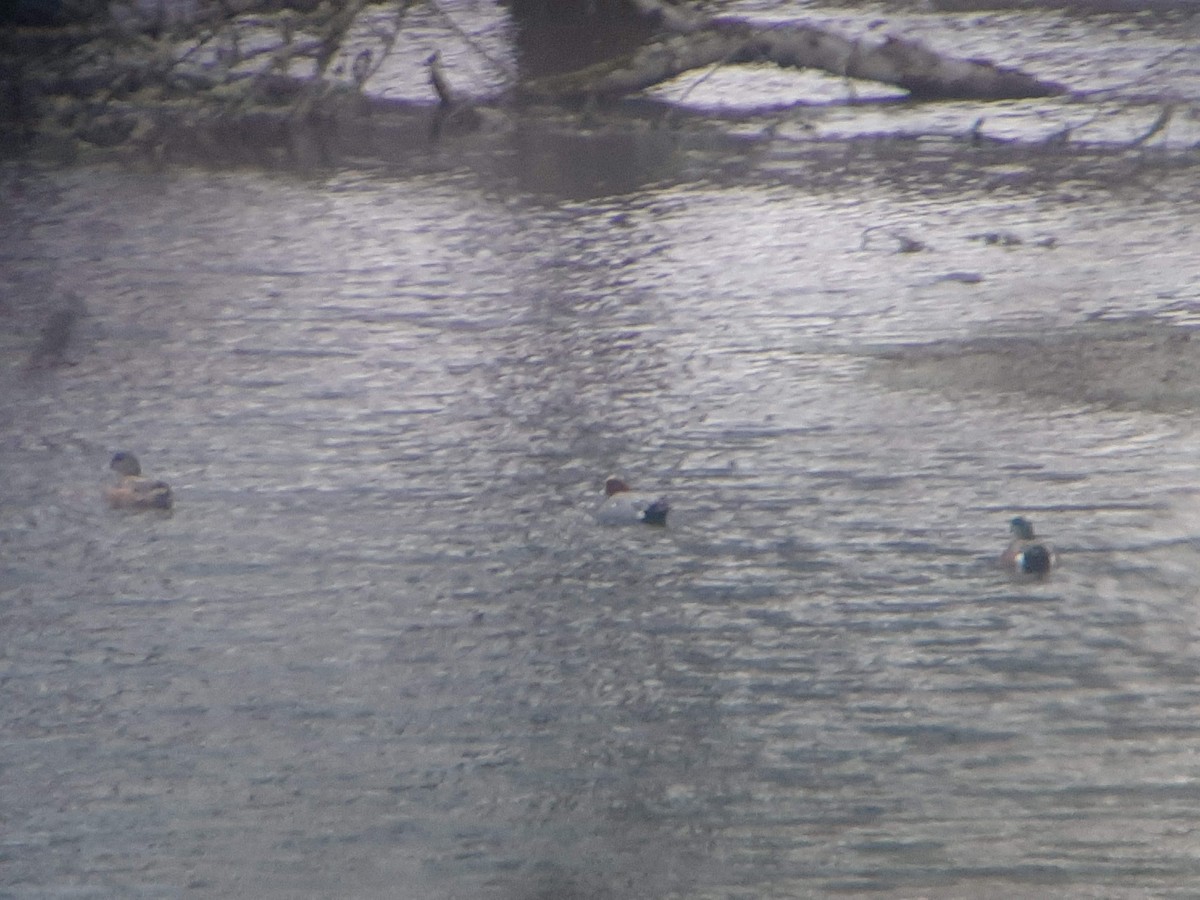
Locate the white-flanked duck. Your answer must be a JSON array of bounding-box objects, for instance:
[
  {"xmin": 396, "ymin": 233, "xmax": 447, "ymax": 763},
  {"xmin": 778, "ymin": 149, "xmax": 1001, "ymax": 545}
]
[
  {"xmin": 597, "ymin": 475, "xmax": 669, "ymax": 526},
  {"xmin": 105, "ymin": 451, "xmax": 173, "ymax": 510},
  {"xmin": 1001, "ymin": 516, "xmax": 1055, "ymax": 575}
]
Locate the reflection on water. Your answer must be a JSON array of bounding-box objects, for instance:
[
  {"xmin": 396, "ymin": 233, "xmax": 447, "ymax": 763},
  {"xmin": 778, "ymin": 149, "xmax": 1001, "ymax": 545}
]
[{"xmin": 3, "ymin": 144, "xmax": 1200, "ymax": 899}]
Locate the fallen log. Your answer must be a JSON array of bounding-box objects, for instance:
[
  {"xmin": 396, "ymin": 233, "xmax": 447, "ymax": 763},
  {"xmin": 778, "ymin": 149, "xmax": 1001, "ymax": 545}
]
[{"xmin": 520, "ymin": 16, "xmax": 1065, "ymax": 102}]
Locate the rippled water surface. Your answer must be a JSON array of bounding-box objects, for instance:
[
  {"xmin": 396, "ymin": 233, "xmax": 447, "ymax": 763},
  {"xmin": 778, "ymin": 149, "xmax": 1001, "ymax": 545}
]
[{"xmin": 4, "ymin": 63, "xmax": 1200, "ymax": 900}]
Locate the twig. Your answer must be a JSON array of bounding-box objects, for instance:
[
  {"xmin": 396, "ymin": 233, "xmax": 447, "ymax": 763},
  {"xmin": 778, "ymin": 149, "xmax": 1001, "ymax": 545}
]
[
  {"xmin": 1130, "ymin": 104, "xmax": 1173, "ymax": 146},
  {"xmin": 427, "ymin": 0, "xmax": 515, "ymax": 82},
  {"xmin": 427, "ymin": 50, "xmax": 455, "ymax": 107},
  {"xmin": 349, "ymin": 0, "xmax": 414, "ymax": 91}
]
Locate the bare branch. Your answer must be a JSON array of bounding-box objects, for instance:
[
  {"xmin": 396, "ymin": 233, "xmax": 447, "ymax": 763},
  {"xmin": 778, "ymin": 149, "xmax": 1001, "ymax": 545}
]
[
  {"xmin": 428, "ymin": 0, "xmax": 515, "ymax": 82},
  {"xmin": 1130, "ymin": 104, "xmax": 1173, "ymax": 146},
  {"xmin": 521, "ymin": 17, "xmax": 1064, "ymax": 103}
]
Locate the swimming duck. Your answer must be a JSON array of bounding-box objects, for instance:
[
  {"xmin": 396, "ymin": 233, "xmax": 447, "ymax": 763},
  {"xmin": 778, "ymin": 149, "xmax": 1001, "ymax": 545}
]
[
  {"xmin": 597, "ymin": 476, "xmax": 669, "ymax": 526},
  {"xmin": 1001, "ymin": 516, "xmax": 1055, "ymax": 575},
  {"xmin": 105, "ymin": 451, "xmax": 173, "ymax": 510}
]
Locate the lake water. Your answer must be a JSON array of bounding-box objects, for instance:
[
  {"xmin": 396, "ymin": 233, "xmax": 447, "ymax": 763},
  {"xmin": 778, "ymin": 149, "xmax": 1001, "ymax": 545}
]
[{"xmin": 4, "ymin": 4, "xmax": 1200, "ymax": 898}]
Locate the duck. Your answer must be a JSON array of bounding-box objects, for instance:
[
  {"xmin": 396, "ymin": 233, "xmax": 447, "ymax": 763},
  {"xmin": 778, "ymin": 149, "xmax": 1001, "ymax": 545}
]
[
  {"xmin": 1001, "ymin": 516, "xmax": 1055, "ymax": 575},
  {"xmin": 596, "ymin": 475, "xmax": 669, "ymax": 526},
  {"xmin": 105, "ymin": 451, "xmax": 173, "ymax": 510}
]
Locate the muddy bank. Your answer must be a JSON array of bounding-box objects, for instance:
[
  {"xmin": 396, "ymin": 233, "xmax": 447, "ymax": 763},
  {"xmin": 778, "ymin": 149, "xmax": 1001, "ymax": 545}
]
[{"xmin": 872, "ymin": 319, "xmax": 1200, "ymax": 412}]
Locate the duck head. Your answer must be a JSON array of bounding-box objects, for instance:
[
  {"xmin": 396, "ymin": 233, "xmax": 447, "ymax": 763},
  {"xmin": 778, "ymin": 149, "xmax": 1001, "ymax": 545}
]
[
  {"xmin": 110, "ymin": 451, "xmax": 143, "ymax": 477},
  {"xmin": 604, "ymin": 476, "xmax": 631, "ymax": 497},
  {"xmin": 1009, "ymin": 516, "xmax": 1036, "ymax": 541}
]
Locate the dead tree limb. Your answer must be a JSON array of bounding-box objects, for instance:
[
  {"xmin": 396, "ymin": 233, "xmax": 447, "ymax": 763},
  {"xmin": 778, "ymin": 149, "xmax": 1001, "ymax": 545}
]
[{"xmin": 520, "ymin": 16, "xmax": 1065, "ymax": 103}]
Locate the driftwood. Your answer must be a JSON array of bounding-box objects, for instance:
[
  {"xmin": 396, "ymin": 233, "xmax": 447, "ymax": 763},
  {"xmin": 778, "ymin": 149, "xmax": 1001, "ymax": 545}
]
[{"xmin": 520, "ymin": 15, "xmax": 1065, "ymax": 103}]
